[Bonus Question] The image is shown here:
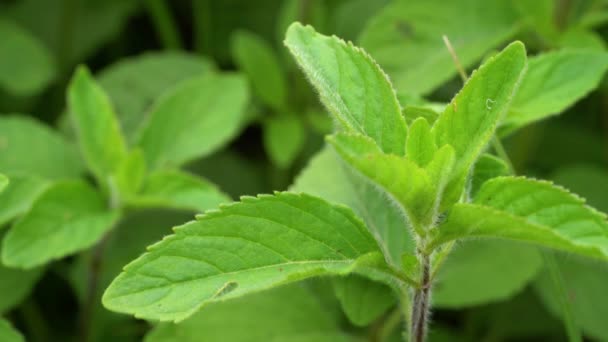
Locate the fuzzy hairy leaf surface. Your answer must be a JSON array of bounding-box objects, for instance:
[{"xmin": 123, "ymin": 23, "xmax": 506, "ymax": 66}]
[
  {"xmin": 503, "ymin": 50, "xmax": 608, "ymax": 133},
  {"xmin": 431, "ymin": 42, "xmax": 527, "ymax": 207},
  {"xmin": 98, "ymin": 52, "xmax": 214, "ymax": 141},
  {"xmin": 290, "ymin": 147, "xmax": 415, "ymax": 266},
  {"xmin": 359, "ymin": 0, "xmax": 520, "ymax": 95},
  {"xmin": 128, "ymin": 170, "xmax": 230, "ymax": 213},
  {"xmin": 0, "ymin": 19, "xmax": 55, "ymax": 96},
  {"xmin": 431, "ymin": 177, "xmax": 608, "ymax": 260},
  {"xmin": 232, "ymin": 30, "xmax": 287, "ymax": 111},
  {"xmin": 0, "ymin": 115, "xmax": 83, "ymax": 180},
  {"xmin": 68, "ymin": 66, "xmax": 128, "ymax": 184},
  {"xmin": 103, "ymin": 192, "xmax": 393, "ymax": 322},
  {"xmin": 0, "ymin": 319, "xmax": 23, "ymax": 342},
  {"xmin": 136, "ymin": 73, "xmax": 249, "ymax": 169},
  {"xmin": 145, "ymin": 284, "xmax": 356, "ymax": 342},
  {"xmin": 2, "ymin": 181, "xmax": 119, "ymax": 269},
  {"xmin": 284, "ymin": 23, "xmax": 407, "ymax": 155}
]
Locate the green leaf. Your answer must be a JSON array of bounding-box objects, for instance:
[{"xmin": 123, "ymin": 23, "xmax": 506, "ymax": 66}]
[
  {"xmin": 103, "ymin": 192, "xmax": 393, "ymax": 322},
  {"xmin": 0, "ymin": 115, "xmax": 83, "ymax": 180},
  {"xmin": 534, "ymin": 249, "xmax": 608, "ymax": 340},
  {"xmin": 503, "ymin": 50, "xmax": 608, "ymax": 133},
  {"xmin": 0, "ymin": 319, "xmax": 23, "ymax": 342},
  {"xmin": 431, "ymin": 41, "xmax": 527, "ymax": 207},
  {"xmin": 470, "ymin": 153, "xmax": 510, "ymax": 197},
  {"xmin": 0, "ymin": 174, "xmax": 7, "ymax": 193},
  {"xmin": 113, "ymin": 149, "xmax": 147, "ymax": 201},
  {"xmin": 2, "ymin": 180, "xmax": 119, "ymax": 269},
  {"xmin": 136, "ymin": 73, "xmax": 249, "ymax": 169},
  {"xmin": 430, "ymin": 177, "xmax": 608, "ymax": 260},
  {"xmin": 263, "ymin": 114, "xmax": 305, "ymax": 169},
  {"xmin": 97, "ymin": 52, "xmax": 215, "ymax": 141},
  {"xmin": 145, "ymin": 284, "xmax": 356, "ymax": 342},
  {"xmin": 67, "ymin": 66, "xmax": 128, "ymax": 185},
  {"xmin": 231, "ymin": 30, "xmax": 287, "ymax": 111},
  {"xmin": 284, "ymin": 22, "xmax": 407, "ymax": 155},
  {"xmin": 329, "ymin": 133, "xmax": 445, "ymax": 231},
  {"xmin": 333, "ymin": 275, "xmax": 396, "ymax": 326},
  {"xmin": 128, "ymin": 170, "xmax": 230, "ymax": 213},
  {"xmin": 291, "ymin": 147, "xmax": 415, "ymax": 266},
  {"xmin": 0, "ymin": 19, "xmax": 55, "ymax": 96},
  {"xmin": 433, "ymin": 240, "xmax": 542, "ymax": 308},
  {"xmin": 406, "ymin": 117, "xmax": 436, "ymax": 167},
  {"xmin": 0, "ymin": 175, "xmax": 49, "ymax": 227},
  {"xmin": 359, "ymin": 0, "xmax": 520, "ymax": 95},
  {"xmin": 552, "ymin": 165, "xmax": 608, "ymax": 214}
]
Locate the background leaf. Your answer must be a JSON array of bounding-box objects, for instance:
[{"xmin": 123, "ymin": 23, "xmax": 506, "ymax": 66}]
[
  {"xmin": 0, "ymin": 319, "xmax": 24, "ymax": 342},
  {"xmin": 145, "ymin": 284, "xmax": 356, "ymax": 342},
  {"xmin": 232, "ymin": 30, "xmax": 287, "ymax": 111},
  {"xmin": 2, "ymin": 180, "xmax": 119, "ymax": 268},
  {"xmin": 333, "ymin": 274, "xmax": 396, "ymax": 326},
  {"xmin": 97, "ymin": 52, "xmax": 215, "ymax": 141},
  {"xmin": 0, "ymin": 115, "xmax": 83, "ymax": 179},
  {"xmin": 68, "ymin": 66, "xmax": 128, "ymax": 184},
  {"xmin": 263, "ymin": 114, "xmax": 305, "ymax": 169},
  {"xmin": 0, "ymin": 19, "xmax": 56, "ymax": 96},
  {"xmin": 433, "ymin": 240, "xmax": 542, "ymax": 308},
  {"xmin": 359, "ymin": 0, "xmax": 520, "ymax": 95},
  {"xmin": 503, "ymin": 50, "xmax": 608, "ymax": 133},
  {"xmin": 136, "ymin": 73, "xmax": 249, "ymax": 169}
]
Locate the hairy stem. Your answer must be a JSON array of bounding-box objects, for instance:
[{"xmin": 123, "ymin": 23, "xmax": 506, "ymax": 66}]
[{"xmin": 410, "ymin": 253, "xmax": 431, "ymax": 342}]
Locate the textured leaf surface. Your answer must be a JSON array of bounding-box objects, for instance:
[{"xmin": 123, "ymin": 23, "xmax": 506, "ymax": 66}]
[
  {"xmin": 0, "ymin": 19, "xmax": 55, "ymax": 96},
  {"xmin": 433, "ymin": 240, "xmax": 542, "ymax": 308},
  {"xmin": 291, "ymin": 147, "xmax": 414, "ymax": 266},
  {"xmin": 232, "ymin": 30, "xmax": 287, "ymax": 111},
  {"xmin": 129, "ymin": 170, "xmax": 230, "ymax": 213},
  {"xmin": 103, "ymin": 192, "xmax": 390, "ymax": 322},
  {"xmin": 0, "ymin": 319, "xmax": 23, "ymax": 342},
  {"xmin": 285, "ymin": 23, "xmax": 407, "ymax": 155},
  {"xmin": 145, "ymin": 284, "xmax": 356, "ymax": 342},
  {"xmin": 503, "ymin": 50, "xmax": 608, "ymax": 133},
  {"xmin": 329, "ymin": 133, "xmax": 440, "ymax": 230},
  {"xmin": 137, "ymin": 73, "xmax": 249, "ymax": 169},
  {"xmin": 98, "ymin": 52, "xmax": 214, "ymax": 140},
  {"xmin": 333, "ymin": 275, "xmax": 395, "ymax": 326},
  {"xmin": 68, "ymin": 66, "xmax": 128, "ymax": 183},
  {"xmin": 406, "ymin": 118, "xmax": 436, "ymax": 167},
  {"xmin": 0, "ymin": 115, "xmax": 83, "ymax": 179},
  {"xmin": 359, "ymin": 0, "xmax": 520, "ymax": 95},
  {"xmin": 2, "ymin": 181, "xmax": 119, "ymax": 268},
  {"xmin": 263, "ymin": 114, "xmax": 305, "ymax": 168},
  {"xmin": 0, "ymin": 175, "xmax": 48, "ymax": 227},
  {"xmin": 431, "ymin": 177, "xmax": 608, "ymax": 260},
  {"xmin": 431, "ymin": 42, "xmax": 527, "ymax": 206}
]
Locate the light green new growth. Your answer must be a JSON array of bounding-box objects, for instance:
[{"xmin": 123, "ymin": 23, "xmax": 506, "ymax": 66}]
[
  {"xmin": 0, "ymin": 319, "xmax": 24, "ymax": 342},
  {"xmin": 0, "ymin": 174, "xmax": 8, "ymax": 193},
  {"xmin": 284, "ymin": 23, "xmax": 407, "ymax": 155}
]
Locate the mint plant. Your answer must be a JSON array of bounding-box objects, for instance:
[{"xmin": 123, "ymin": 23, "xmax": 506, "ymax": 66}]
[{"xmin": 102, "ymin": 23, "xmax": 608, "ymax": 341}]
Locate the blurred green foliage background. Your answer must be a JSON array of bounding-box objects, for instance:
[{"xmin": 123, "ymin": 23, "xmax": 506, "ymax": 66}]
[{"xmin": 0, "ymin": 0, "xmax": 608, "ymax": 341}]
